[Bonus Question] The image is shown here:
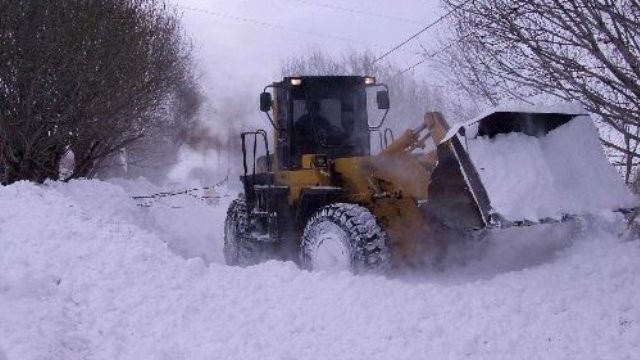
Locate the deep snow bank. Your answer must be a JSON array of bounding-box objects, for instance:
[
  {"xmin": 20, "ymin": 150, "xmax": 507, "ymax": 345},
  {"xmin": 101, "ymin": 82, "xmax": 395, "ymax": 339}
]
[
  {"xmin": 46, "ymin": 178, "xmax": 231, "ymax": 263},
  {"xmin": 1, "ymin": 180, "xmax": 639, "ymax": 360}
]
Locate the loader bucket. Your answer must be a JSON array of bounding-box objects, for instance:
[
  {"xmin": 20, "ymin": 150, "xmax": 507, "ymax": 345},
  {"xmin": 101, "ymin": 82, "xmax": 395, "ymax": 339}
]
[
  {"xmin": 475, "ymin": 111, "xmax": 575, "ymax": 138},
  {"xmin": 425, "ymin": 107, "xmax": 638, "ymax": 229}
]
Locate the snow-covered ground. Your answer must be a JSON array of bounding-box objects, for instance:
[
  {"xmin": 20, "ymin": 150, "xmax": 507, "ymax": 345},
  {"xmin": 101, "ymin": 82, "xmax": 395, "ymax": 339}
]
[{"xmin": 1, "ymin": 179, "xmax": 639, "ymax": 359}]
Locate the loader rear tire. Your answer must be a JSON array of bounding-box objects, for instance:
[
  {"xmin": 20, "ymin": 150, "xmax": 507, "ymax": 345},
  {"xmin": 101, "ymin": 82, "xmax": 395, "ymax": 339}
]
[
  {"xmin": 224, "ymin": 198, "xmax": 264, "ymax": 266},
  {"xmin": 301, "ymin": 203, "xmax": 390, "ymax": 274}
]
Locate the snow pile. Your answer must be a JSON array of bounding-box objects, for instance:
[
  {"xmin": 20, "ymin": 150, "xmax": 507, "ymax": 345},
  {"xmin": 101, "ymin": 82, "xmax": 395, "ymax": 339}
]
[
  {"xmin": 47, "ymin": 178, "xmax": 231, "ymax": 263},
  {"xmin": 468, "ymin": 116, "xmax": 638, "ymax": 221},
  {"xmin": 1, "ymin": 180, "xmax": 640, "ymax": 359}
]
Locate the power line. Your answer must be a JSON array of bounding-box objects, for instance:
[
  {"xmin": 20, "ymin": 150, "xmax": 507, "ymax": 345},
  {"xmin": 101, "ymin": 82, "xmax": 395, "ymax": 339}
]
[
  {"xmin": 279, "ymin": 0, "xmax": 427, "ymax": 25},
  {"xmin": 394, "ymin": 32, "xmax": 474, "ymax": 77},
  {"xmin": 178, "ymin": 5, "xmax": 420, "ymax": 54},
  {"xmin": 372, "ymin": 0, "xmax": 473, "ymax": 64},
  {"xmin": 180, "ymin": 5, "xmax": 371, "ymax": 47}
]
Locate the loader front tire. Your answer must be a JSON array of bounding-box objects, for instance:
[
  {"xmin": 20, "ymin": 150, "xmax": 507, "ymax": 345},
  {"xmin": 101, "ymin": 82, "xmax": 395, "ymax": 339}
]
[
  {"xmin": 224, "ymin": 198, "xmax": 263, "ymax": 266},
  {"xmin": 301, "ymin": 203, "xmax": 390, "ymax": 274}
]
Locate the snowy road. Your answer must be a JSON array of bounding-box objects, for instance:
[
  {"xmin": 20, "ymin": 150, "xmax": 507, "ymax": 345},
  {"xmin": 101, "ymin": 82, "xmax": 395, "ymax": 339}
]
[{"xmin": 1, "ymin": 180, "xmax": 639, "ymax": 359}]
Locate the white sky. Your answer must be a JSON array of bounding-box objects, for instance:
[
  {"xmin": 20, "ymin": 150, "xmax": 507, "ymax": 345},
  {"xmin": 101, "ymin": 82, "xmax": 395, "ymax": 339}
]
[{"xmin": 171, "ymin": 0, "xmax": 446, "ymax": 96}]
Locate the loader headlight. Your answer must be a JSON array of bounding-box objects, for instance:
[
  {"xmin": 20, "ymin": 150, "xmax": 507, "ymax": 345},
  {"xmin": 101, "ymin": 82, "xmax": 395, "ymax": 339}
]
[
  {"xmin": 364, "ymin": 76, "xmax": 376, "ymax": 85},
  {"xmin": 290, "ymin": 78, "xmax": 302, "ymax": 86}
]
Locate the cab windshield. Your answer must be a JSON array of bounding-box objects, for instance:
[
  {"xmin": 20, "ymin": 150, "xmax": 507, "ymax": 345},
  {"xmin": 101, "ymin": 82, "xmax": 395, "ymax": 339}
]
[{"xmin": 290, "ymin": 80, "xmax": 369, "ymax": 161}]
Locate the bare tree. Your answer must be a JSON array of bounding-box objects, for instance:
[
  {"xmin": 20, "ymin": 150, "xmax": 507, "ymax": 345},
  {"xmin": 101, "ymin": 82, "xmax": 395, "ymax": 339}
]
[
  {"xmin": 95, "ymin": 80, "xmax": 203, "ymax": 182},
  {"xmin": 0, "ymin": 0, "xmax": 195, "ymax": 184},
  {"xmin": 442, "ymin": 0, "xmax": 640, "ymax": 182}
]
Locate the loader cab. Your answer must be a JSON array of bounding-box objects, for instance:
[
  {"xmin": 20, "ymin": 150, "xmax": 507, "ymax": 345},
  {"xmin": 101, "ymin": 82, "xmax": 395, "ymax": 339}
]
[{"xmin": 261, "ymin": 76, "xmax": 389, "ymax": 170}]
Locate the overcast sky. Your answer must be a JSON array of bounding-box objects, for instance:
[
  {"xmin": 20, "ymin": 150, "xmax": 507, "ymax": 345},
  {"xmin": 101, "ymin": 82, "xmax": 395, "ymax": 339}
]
[{"xmin": 171, "ymin": 0, "xmax": 446, "ymax": 97}]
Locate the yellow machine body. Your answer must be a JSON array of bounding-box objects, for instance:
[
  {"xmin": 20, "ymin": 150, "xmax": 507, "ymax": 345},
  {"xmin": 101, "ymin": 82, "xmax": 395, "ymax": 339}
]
[{"xmin": 268, "ymin": 109, "xmax": 455, "ymax": 266}]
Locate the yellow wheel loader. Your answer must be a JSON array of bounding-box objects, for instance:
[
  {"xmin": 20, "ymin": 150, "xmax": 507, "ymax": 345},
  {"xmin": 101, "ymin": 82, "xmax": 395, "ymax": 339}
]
[{"xmin": 224, "ymin": 75, "xmax": 637, "ymax": 273}]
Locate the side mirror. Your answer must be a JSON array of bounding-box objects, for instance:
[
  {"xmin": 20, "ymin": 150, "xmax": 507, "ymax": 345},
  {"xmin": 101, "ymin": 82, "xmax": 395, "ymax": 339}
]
[
  {"xmin": 376, "ymin": 90, "xmax": 390, "ymax": 110},
  {"xmin": 260, "ymin": 92, "xmax": 272, "ymax": 112}
]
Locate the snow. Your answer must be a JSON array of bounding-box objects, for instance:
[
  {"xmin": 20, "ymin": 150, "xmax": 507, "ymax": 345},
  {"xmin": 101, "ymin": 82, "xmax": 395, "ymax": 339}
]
[
  {"xmin": 50, "ymin": 178, "xmax": 230, "ymax": 263},
  {"xmin": 467, "ymin": 116, "xmax": 638, "ymax": 221},
  {"xmin": 1, "ymin": 179, "xmax": 640, "ymax": 359}
]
